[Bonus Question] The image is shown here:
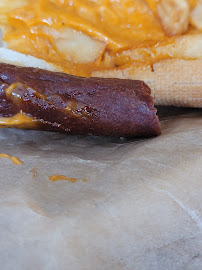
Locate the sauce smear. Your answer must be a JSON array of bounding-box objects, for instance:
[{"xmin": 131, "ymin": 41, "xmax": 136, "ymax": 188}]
[
  {"xmin": 49, "ymin": 175, "xmax": 77, "ymax": 183},
  {"xmin": 0, "ymin": 153, "xmax": 23, "ymax": 165}
]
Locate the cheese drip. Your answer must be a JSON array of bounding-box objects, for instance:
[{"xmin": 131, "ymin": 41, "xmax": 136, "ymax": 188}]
[
  {"xmin": 0, "ymin": 83, "xmax": 38, "ymax": 129},
  {"xmin": 0, "ymin": 153, "xmax": 23, "ymax": 165},
  {"xmin": 49, "ymin": 175, "xmax": 77, "ymax": 182},
  {"xmin": 0, "ymin": 113, "xmax": 36, "ymax": 128}
]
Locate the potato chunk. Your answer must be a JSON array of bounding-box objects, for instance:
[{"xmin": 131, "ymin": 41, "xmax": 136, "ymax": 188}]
[
  {"xmin": 157, "ymin": 0, "xmax": 189, "ymax": 36},
  {"xmin": 42, "ymin": 26, "xmax": 106, "ymax": 64},
  {"xmin": 190, "ymin": 0, "xmax": 202, "ymax": 31}
]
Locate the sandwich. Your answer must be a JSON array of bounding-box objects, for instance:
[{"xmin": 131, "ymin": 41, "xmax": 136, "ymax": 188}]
[{"xmin": 0, "ymin": 0, "xmax": 201, "ymax": 137}]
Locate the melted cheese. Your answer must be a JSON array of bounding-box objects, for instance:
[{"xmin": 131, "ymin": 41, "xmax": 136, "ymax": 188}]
[
  {"xmin": 0, "ymin": 112, "xmax": 37, "ymax": 128},
  {"xmin": 1, "ymin": 0, "xmax": 199, "ymax": 76},
  {"xmin": 49, "ymin": 175, "xmax": 77, "ymax": 182},
  {"xmin": 6, "ymin": 0, "xmax": 165, "ymax": 48},
  {"xmin": 0, "ymin": 153, "xmax": 23, "ymax": 165},
  {"xmin": 0, "ymin": 82, "xmax": 40, "ymax": 129}
]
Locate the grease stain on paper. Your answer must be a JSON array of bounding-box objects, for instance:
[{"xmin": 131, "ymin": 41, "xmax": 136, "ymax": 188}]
[{"xmin": 0, "ymin": 153, "xmax": 23, "ymax": 165}]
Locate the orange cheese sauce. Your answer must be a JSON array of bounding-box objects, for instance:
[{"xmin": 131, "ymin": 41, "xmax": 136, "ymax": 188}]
[
  {"xmin": 2, "ymin": 0, "xmax": 198, "ymax": 76},
  {"xmin": 0, "ymin": 112, "xmax": 37, "ymax": 129},
  {"xmin": 6, "ymin": 0, "xmax": 165, "ymax": 48},
  {"xmin": 49, "ymin": 175, "xmax": 88, "ymax": 183},
  {"xmin": 0, "ymin": 153, "xmax": 23, "ymax": 165},
  {"xmin": 49, "ymin": 175, "xmax": 77, "ymax": 182}
]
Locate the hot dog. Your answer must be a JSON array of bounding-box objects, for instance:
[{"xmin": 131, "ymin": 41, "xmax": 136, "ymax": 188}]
[{"xmin": 0, "ymin": 63, "xmax": 160, "ymax": 137}]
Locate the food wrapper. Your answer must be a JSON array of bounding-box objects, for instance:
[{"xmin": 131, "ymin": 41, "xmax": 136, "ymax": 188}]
[{"xmin": 0, "ymin": 107, "xmax": 202, "ymax": 269}]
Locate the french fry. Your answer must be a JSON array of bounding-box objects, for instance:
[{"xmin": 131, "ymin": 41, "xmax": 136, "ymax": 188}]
[
  {"xmin": 157, "ymin": 0, "xmax": 189, "ymax": 36},
  {"xmin": 109, "ymin": 34, "xmax": 202, "ymax": 67}
]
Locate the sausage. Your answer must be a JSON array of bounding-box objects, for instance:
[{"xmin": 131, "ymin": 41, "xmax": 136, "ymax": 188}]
[{"xmin": 0, "ymin": 63, "xmax": 160, "ymax": 137}]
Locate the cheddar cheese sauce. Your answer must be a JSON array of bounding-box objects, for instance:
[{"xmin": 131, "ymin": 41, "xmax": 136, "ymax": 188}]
[
  {"xmin": 0, "ymin": 82, "xmax": 39, "ymax": 128},
  {"xmin": 2, "ymin": 0, "xmax": 197, "ymax": 76},
  {"xmin": 49, "ymin": 175, "xmax": 77, "ymax": 182},
  {"xmin": 5, "ymin": 0, "xmax": 165, "ymax": 49},
  {"xmin": 0, "ymin": 112, "xmax": 37, "ymax": 129},
  {"xmin": 0, "ymin": 153, "xmax": 23, "ymax": 165},
  {"xmin": 0, "ymin": 83, "xmax": 38, "ymax": 128}
]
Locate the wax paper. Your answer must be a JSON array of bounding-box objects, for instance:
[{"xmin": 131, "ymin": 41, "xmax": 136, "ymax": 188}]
[{"xmin": 0, "ymin": 107, "xmax": 202, "ymax": 270}]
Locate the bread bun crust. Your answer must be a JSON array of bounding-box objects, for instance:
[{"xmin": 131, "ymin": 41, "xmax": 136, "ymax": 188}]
[{"xmin": 92, "ymin": 59, "xmax": 202, "ymax": 108}]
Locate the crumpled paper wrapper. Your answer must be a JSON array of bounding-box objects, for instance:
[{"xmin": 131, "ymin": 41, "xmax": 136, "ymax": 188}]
[{"xmin": 0, "ymin": 107, "xmax": 202, "ymax": 270}]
